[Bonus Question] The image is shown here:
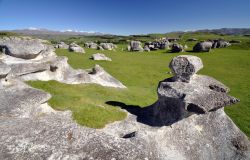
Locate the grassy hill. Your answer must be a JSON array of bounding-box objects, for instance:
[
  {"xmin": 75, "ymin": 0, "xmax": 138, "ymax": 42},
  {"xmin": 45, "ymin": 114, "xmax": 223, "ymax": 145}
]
[{"xmin": 28, "ymin": 33, "xmax": 250, "ymax": 137}]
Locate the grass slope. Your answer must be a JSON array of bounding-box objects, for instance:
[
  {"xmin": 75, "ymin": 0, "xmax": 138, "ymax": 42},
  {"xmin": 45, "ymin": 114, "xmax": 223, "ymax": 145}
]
[{"xmin": 28, "ymin": 39, "xmax": 250, "ymax": 137}]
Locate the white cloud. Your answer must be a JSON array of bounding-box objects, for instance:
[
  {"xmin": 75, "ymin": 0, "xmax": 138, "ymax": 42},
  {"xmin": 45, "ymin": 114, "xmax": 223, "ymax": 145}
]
[{"xmin": 28, "ymin": 27, "xmax": 39, "ymax": 30}]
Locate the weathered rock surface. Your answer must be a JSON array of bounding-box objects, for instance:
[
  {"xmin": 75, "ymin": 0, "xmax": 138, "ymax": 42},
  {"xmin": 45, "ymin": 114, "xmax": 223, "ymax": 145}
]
[
  {"xmin": 0, "ymin": 36, "xmax": 125, "ymax": 88},
  {"xmin": 55, "ymin": 41, "xmax": 69, "ymax": 49},
  {"xmin": 144, "ymin": 45, "xmax": 150, "ymax": 52},
  {"xmin": 85, "ymin": 42, "xmax": 98, "ymax": 49},
  {"xmin": 130, "ymin": 41, "xmax": 143, "ymax": 52},
  {"xmin": 0, "ymin": 38, "xmax": 249, "ymax": 160},
  {"xmin": 69, "ymin": 43, "xmax": 85, "ymax": 53},
  {"xmin": 100, "ymin": 43, "xmax": 116, "ymax": 50},
  {"xmin": 171, "ymin": 43, "xmax": 184, "ymax": 52},
  {"xmin": 212, "ymin": 39, "xmax": 231, "ymax": 48},
  {"xmin": 169, "ymin": 55, "xmax": 203, "ymax": 82},
  {"xmin": 144, "ymin": 40, "xmax": 170, "ymax": 51},
  {"xmin": 91, "ymin": 53, "xmax": 111, "ymax": 61},
  {"xmin": 0, "ymin": 61, "xmax": 11, "ymax": 78},
  {"xmin": 193, "ymin": 41, "xmax": 213, "ymax": 52},
  {"xmin": 0, "ymin": 37, "xmax": 45, "ymax": 59}
]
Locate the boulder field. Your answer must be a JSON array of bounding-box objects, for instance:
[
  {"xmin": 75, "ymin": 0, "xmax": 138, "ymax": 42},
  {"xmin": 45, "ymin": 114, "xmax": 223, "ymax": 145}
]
[{"xmin": 0, "ymin": 37, "xmax": 249, "ymax": 159}]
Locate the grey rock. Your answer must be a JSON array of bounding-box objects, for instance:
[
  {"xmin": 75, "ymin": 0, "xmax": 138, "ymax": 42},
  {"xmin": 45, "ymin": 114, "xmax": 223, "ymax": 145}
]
[
  {"xmin": 169, "ymin": 55, "xmax": 203, "ymax": 82},
  {"xmin": 215, "ymin": 40, "xmax": 231, "ymax": 48},
  {"xmin": 85, "ymin": 42, "xmax": 98, "ymax": 49},
  {"xmin": 193, "ymin": 41, "xmax": 213, "ymax": 52},
  {"xmin": 100, "ymin": 43, "xmax": 116, "ymax": 50},
  {"xmin": 91, "ymin": 53, "xmax": 112, "ymax": 61},
  {"xmin": 0, "ymin": 37, "xmax": 45, "ymax": 59},
  {"xmin": 69, "ymin": 43, "xmax": 85, "ymax": 53},
  {"xmin": 130, "ymin": 41, "xmax": 143, "ymax": 52},
  {"xmin": 144, "ymin": 45, "xmax": 150, "ymax": 52},
  {"xmin": 171, "ymin": 43, "xmax": 184, "ymax": 53},
  {"xmin": 97, "ymin": 45, "xmax": 104, "ymax": 50},
  {"xmin": 0, "ymin": 62, "xmax": 11, "ymax": 78},
  {"xmin": 56, "ymin": 42, "xmax": 69, "ymax": 49}
]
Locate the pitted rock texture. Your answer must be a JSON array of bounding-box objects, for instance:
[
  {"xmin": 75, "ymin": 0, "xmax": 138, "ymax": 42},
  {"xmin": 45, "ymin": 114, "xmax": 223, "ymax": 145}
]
[{"xmin": 169, "ymin": 55, "xmax": 203, "ymax": 82}]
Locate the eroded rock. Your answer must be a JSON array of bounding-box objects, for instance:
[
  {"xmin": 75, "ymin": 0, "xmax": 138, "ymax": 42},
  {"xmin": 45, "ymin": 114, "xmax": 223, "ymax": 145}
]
[
  {"xmin": 193, "ymin": 41, "xmax": 213, "ymax": 52},
  {"xmin": 0, "ymin": 37, "xmax": 45, "ymax": 59},
  {"xmin": 91, "ymin": 53, "xmax": 111, "ymax": 61},
  {"xmin": 69, "ymin": 43, "xmax": 85, "ymax": 53}
]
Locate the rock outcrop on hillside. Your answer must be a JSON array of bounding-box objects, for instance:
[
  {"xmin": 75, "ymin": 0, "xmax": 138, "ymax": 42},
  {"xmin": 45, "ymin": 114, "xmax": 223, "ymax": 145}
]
[{"xmin": 0, "ymin": 39, "xmax": 249, "ymax": 159}]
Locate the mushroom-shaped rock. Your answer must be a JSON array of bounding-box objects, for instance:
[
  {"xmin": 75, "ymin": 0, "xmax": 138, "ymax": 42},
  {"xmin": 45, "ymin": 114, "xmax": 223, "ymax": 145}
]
[
  {"xmin": 0, "ymin": 62, "xmax": 11, "ymax": 78},
  {"xmin": 91, "ymin": 53, "xmax": 111, "ymax": 61},
  {"xmin": 0, "ymin": 37, "xmax": 45, "ymax": 59},
  {"xmin": 193, "ymin": 41, "xmax": 213, "ymax": 52},
  {"xmin": 171, "ymin": 43, "xmax": 184, "ymax": 53},
  {"xmin": 169, "ymin": 55, "xmax": 203, "ymax": 82},
  {"xmin": 69, "ymin": 43, "xmax": 85, "ymax": 53},
  {"xmin": 148, "ymin": 55, "xmax": 239, "ymax": 126}
]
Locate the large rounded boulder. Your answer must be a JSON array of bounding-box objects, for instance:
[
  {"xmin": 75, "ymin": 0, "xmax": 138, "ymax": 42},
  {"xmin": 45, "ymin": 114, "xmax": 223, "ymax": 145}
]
[
  {"xmin": 193, "ymin": 41, "xmax": 213, "ymax": 52},
  {"xmin": 0, "ymin": 37, "xmax": 45, "ymax": 59},
  {"xmin": 130, "ymin": 41, "xmax": 143, "ymax": 52},
  {"xmin": 171, "ymin": 43, "xmax": 184, "ymax": 53},
  {"xmin": 69, "ymin": 43, "xmax": 85, "ymax": 53},
  {"xmin": 169, "ymin": 55, "xmax": 203, "ymax": 82}
]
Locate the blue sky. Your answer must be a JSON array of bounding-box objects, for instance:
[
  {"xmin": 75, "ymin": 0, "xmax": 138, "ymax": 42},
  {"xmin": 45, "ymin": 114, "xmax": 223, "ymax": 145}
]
[{"xmin": 0, "ymin": 0, "xmax": 249, "ymax": 35}]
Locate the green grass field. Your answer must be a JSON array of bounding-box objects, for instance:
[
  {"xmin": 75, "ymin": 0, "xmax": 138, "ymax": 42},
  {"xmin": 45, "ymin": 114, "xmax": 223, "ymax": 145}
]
[{"xmin": 28, "ymin": 34, "xmax": 250, "ymax": 137}]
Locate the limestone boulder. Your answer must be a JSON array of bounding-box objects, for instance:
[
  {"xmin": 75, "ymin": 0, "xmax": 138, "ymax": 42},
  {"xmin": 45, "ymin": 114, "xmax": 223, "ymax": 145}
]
[
  {"xmin": 69, "ymin": 43, "xmax": 85, "ymax": 53},
  {"xmin": 91, "ymin": 53, "xmax": 111, "ymax": 61},
  {"xmin": 56, "ymin": 42, "xmax": 69, "ymax": 49},
  {"xmin": 130, "ymin": 41, "xmax": 143, "ymax": 52},
  {"xmin": 171, "ymin": 43, "xmax": 184, "ymax": 53},
  {"xmin": 0, "ymin": 37, "xmax": 45, "ymax": 59},
  {"xmin": 193, "ymin": 41, "xmax": 213, "ymax": 52}
]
